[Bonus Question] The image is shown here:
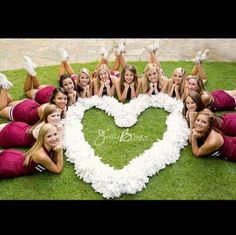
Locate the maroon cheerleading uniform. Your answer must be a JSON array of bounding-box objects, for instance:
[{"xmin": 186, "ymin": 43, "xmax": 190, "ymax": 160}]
[
  {"xmin": 213, "ymin": 113, "xmax": 236, "ymax": 136},
  {"xmin": 198, "ymin": 134, "xmax": 236, "ymax": 161},
  {"xmin": 210, "ymin": 135, "xmax": 236, "ymax": 161},
  {"xmin": 110, "ymin": 70, "xmax": 120, "ymax": 78},
  {"xmin": 34, "ymin": 85, "xmax": 55, "ymax": 104},
  {"xmin": 0, "ymin": 149, "xmax": 43, "ymax": 178},
  {"xmin": 0, "ymin": 122, "xmax": 35, "ymax": 148},
  {"xmin": 9, "ymin": 99, "xmax": 40, "ymax": 125},
  {"xmin": 71, "ymin": 74, "xmax": 78, "ymax": 81},
  {"xmin": 210, "ymin": 90, "xmax": 236, "ymax": 111}
]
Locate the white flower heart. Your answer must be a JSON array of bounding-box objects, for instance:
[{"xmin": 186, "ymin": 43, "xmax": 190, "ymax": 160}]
[{"xmin": 63, "ymin": 93, "xmax": 190, "ymax": 199}]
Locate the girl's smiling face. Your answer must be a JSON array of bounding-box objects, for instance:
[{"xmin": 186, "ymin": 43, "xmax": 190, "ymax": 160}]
[
  {"xmin": 124, "ymin": 70, "xmax": 134, "ymax": 84},
  {"xmin": 62, "ymin": 77, "xmax": 75, "ymax": 93},
  {"xmin": 79, "ymin": 72, "xmax": 90, "ymax": 86},
  {"xmin": 186, "ymin": 96, "xmax": 197, "ymax": 112},
  {"xmin": 44, "ymin": 127, "xmax": 58, "ymax": 148},
  {"xmin": 147, "ymin": 67, "xmax": 158, "ymax": 83},
  {"xmin": 194, "ymin": 114, "xmax": 209, "ymax": 132},
  {"xmin": 47, "ymin": 111, "xmax": 61, "ymax": 126},
  {"xmin": 98, "ymin": 69, "xmax": 109, "ymax": 82},
  {"xmin": 53, "ymin": 92, "xmax": 68, "ymax": 109},
  {"xmin": 173, "ymin": 70, "xmax": 183, "ymax": 85},
  {"xmin": 188, "ymin": 78, "xmax": 199, "ymax": 92}
]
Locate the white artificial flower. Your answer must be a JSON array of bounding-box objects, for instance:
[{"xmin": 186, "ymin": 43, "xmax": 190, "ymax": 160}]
[{"xmin": 63, "ymin": 94, "xmax": 190, "ymax": 199}]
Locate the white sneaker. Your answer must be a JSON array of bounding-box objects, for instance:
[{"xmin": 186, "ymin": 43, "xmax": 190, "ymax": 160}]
[
  {"xmin": 201, "ymin": 49, "xmax": 210, "ymax": 61},
  {"xmin": 58, "ymin": 47, "xmax": 70, "ymax": 61},
  {"xmin": 23, "ymin": 56, "xmax": 37, "ymax": 69},
  {"xmin": 147, "ymin": 43, "xmax": 154, "ymax": 52},
  {"xmin": 192, "ymin": 50, "xmax": 202, "ymax": 64},
  {"xmin": 119, "ymin": 43, "xmax": 126, "ymax": 53},
  {"xmin": 153, "ymin": 41, "xmax": 160, "ymax": 51},
  {"xmin": 114, "ymin": 48, "xmax": 121, "ymax": 56},
  {"xmin": 0, "ymin": 73, "xmax": 13, "ymax": 90},
  {"xmin": 100, "ymin": 47, "xmax": 106, "ymax": 57},
  {"xmin": 103, "ymin": 46, "xmax": 113, "ymax": 60},
  {"xmin": 113, "ymin": 40, "xmax": 119, "ymax": 49},
  {"xmin": 23, "ymin": 62, "xmax": 37, "ymax": 77}
]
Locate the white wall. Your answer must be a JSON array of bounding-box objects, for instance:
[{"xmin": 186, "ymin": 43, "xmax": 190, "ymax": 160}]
[{"xmin": 0, "ymin": 38, "xmax": 235, "ymax": 71}]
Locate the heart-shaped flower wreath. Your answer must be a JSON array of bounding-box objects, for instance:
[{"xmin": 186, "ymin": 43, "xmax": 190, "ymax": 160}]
[{"xmin": 63, "ymin": 93, "xmax": 190, "ymax": 199}]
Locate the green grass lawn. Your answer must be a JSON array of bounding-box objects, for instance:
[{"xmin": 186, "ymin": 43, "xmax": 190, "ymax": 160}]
[{"xmin": 1, "ymin": 60, "xmax": 236, "ymax": 200}]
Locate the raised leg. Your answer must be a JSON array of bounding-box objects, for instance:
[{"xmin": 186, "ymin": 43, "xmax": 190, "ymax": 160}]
[{"xmin": 64, "ymin": 60, "xmax": 75, "ymax": 76}]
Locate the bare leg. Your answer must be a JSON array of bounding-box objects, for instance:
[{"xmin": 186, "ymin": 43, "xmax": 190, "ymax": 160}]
[
  {"xmin": 96, "ymin": 57, "xmax": 109, "ymax": 70},
  {"xmin": 24, "ymin": 73, "xmax": 33, "ymax": 92},
  {"xmin": 119, "ymin": 54, "xmax": 126, "ymax": 68},
  {"xmin": 191, "ymin": 65, "xmax": 198, "ymax": 75},
  {"xmin": 7, "ymin": 92, "xmax": 13, "ymax": 104},
  {"xmin": 0, "ymin": 123, "xmax": 8, "ymax": 132},
  {"xmin": 58, "ymin": 62, "xmax": 66, "ymax": 80},
  {"xmin": 64, "ymin": 60, "xmax": 75, "ymax": 75},
  {"xmin": 149, "ymin": 51, "xmax": 162, "ymax": 69},
  {"xmin": 57, "ymin": 47, "xmax": 71, "ymax": 80},
  {"xmin": 100, "ymin": 58, "xmax": 109, "ymax": 65},
  {"xmin": 196, "ymin": 63, "xmax": 207, "ymax": 81},
  {"xmin": 0, "ymin": 106, "xmax": 11, "ymax": 120},
  {"xmin": 191, "ymin": 63, "xmax": 207, "ymax": 83},
  {"xmin": 24, "ymin": 74, "xmax": 41, "ymax": 99},
  {"xmin": 7, "ymin": 100, "xmax": 23, "ymax": 106},
  {"xmin": 32, "ymin": 75, "xmax": 40, "ymax": 88},
  {"xmin": 0, "ymin": 88, "xmax": 14, "ymax": 119},
  {"xmin": 112, "ymin": 55, "xmax": 120, "ymax": 71},
  {"xmin": 225, "ymin": 89, "xmax": 236, "ymax": 97},
  {"xmin": 147, "ymin": 41, "xmax": 161, "ymax": 69},
  {"xmin": 24, "ymin": 74, "xmax": 34, "ymax": 98},
  {"xmin": 0, "ymin": 88, "xmax": 9, "ymax": 111},
  {"xmin": 0, "ymin": 100, "xmax": 23, "ymax": 120},
  {"xmin": 149, "ymin": 51, "xmax": 156, "ymax": 63}
]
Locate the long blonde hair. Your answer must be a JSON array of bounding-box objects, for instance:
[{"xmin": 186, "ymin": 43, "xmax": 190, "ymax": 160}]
[
  {"xmin": 197, "ymin": 109, "xmax": 222, "ymax": 134},
  {"xmin": 95, "ymin": 64, "xmax": 112, "ymax": 88},
  {"xmin": 186, "ymin": 75, "xmax": 205, "ymax": 93},
  {"xmin": 27, "ymin": 104, "xmax": 60, "ymax": 136},
  {"xmin": 24, "ymin": 123, "xmax": 57, "ymax": 166},
  {"xmin": 167, "ymin": 67, "xmax": 186, "ymax": 97},
  {"xmin": 141, "ymin": 63, "xmax": 162, "ymax": 93},
  {"xmin": 77, "ymin": 68, "xmax": 92, "ymax": 92}
]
